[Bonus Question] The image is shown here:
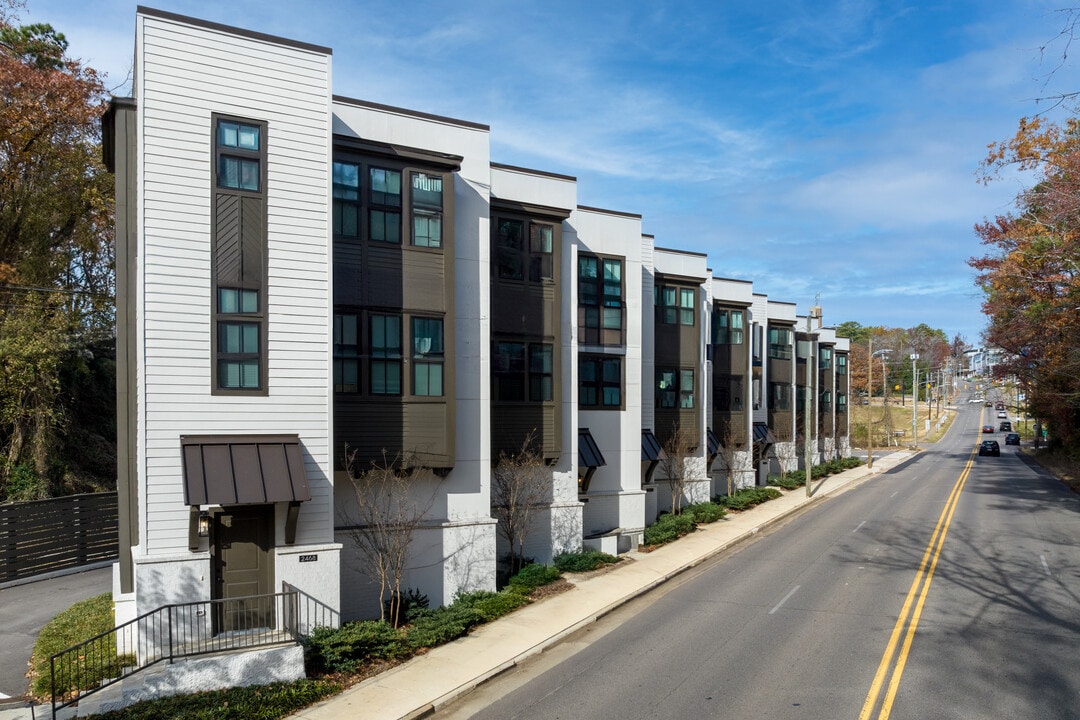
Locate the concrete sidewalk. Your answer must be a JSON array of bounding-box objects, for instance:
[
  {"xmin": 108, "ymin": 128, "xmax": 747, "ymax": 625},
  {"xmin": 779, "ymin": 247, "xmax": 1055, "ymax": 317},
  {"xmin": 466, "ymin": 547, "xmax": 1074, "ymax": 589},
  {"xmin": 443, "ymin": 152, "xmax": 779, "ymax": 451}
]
[{"xmin": 292, "ymin": 451, "xmax": 915, "ymax": 720}]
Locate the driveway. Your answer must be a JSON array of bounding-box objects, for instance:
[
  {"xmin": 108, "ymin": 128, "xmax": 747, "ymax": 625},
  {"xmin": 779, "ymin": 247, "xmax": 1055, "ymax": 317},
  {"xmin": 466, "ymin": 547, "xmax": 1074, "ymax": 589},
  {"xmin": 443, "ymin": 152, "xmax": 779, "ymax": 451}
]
[{"xmin": 0, "ymin": 567, "xmax": 112, "ymax": 700}]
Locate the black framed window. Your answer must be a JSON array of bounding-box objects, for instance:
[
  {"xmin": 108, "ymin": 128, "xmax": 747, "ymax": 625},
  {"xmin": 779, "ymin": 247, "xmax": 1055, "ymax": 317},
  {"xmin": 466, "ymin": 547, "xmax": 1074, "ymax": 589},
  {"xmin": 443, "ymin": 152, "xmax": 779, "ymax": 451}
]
[
  {"xmin": 216, "ymin": 120, "xmax": 260, "ymax": 191},
  {"xmin": 769, "ymin": 382, "xmax": 791, "ymax": 410},
  {"xmin": 715, "ymin": 375, "xmax": 745, "ymax": 411},
  {"xmin": 333, "ymin": 161, "xmax": 360, "ymax": 238},
  {"xmin": 579, "ymin": 255, "xmax": 624, "ymax": 344},
  {"xmin": 713, "ymin": 308, "xmax": 744, "ymax": 344},
  {"xmin": 580, "ymin": 355, "xmax": 622, "ymax": 408},
  {"xmin": 369, "ymin": 167, "xmax": 402, "ymax": 243},
  {"xmin": 657, "ymin": 368, "xmax": 694, "ymax": 409},
  {"xmin": 411, "ymin": 172, "xmax": 442, "ymax": 248},
  {"xmin": 371, "ymin": 314, "xmax": 403, "ymax": 395},
  {"xmin": 679, "ymin": 288, "xmax": 696, "ymax": 326},
  {"xmin": 492, "ymin": 340, "xmax": 552, "ymax": 402},
  {"xmin": 412, "ymin": 317, "xmax": 444, "ymax": 396},
  {"xmin": 820, "ymin": 347, "xmax": 833, "ymax": 370},
  {"xmin": 529, "ymin": 223, "xmax": 553, "ymax": 281},
  {"xmin": 820, "ymin": 390, "xmax": 832, "ymax": 410},
  {"xmin": 493, "ymin": 341, "xmax": 526, "ymax": 401},
  {"xmin": 495, "ymin": 219, "xmax": 524, "ymax": 280},
  {"xmin": 837, "ymin": 393, "xmax": 848, "ymax": 411},
  {"xmin": 218, "ymin": 321, "xmax": 260, "ymax": 389},
  {"xmin": 768, "ymin": 327, "xmax": 793, "ymax": 360},
  {"xmin": 333, "ymin": 313, "xmax": 360, "ymax": 393},
  {"xmin": 837, "ymin": 354, "xmax": 847, "ymax": 375}
]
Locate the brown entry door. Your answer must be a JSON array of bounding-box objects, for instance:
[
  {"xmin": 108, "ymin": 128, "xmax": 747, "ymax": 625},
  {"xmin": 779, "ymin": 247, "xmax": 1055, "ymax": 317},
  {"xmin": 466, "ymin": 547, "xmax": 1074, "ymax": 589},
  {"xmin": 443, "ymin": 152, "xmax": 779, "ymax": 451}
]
[{"xmin": 212, "ymin": 505, "xmax": 273, "ymax": 633}]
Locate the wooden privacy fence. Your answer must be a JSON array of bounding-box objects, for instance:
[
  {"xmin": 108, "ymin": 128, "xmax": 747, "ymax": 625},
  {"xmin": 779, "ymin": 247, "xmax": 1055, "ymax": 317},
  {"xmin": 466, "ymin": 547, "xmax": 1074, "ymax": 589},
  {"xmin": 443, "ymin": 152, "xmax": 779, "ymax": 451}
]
[{"xmin": 0, "ymin": 492, "xmax": 118, "ymax": 584}]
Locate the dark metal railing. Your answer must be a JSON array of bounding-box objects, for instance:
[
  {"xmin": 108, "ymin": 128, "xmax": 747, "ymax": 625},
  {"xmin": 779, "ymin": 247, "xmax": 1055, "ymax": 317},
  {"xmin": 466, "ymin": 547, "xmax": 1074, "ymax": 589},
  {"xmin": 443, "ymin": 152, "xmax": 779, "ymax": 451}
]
[
  {"xmin": 282, "ymin": 581, "xmax": 340, "ymax": 636},
  {"xmin": 50, "ymin": 590, "xmax": 311, "ymax": 714}
]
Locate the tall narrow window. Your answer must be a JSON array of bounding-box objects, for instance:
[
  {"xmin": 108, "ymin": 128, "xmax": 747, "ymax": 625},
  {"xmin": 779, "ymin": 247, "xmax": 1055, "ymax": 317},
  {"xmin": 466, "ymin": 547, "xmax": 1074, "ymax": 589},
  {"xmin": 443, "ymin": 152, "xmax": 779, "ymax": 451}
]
[
  {"xmin": 333, "ymin": 161, "xmax": 360, "ymax": 238},
  {"xmin": 371, "ymin": 314, "xmax": 402, "ymax": 395},
  {"xmin": 658, "ymin": 286, "xmax": 677, "ymax": 324},
  {"xmin": 713, "ymin": 309, "xmax": 729, "ymax": 344},
  {"xmin": 494, "ymin": 341, "xmax": 526, "ymax": 401},
  {"xmin": 820, "ymin": 347, "xmax": 833, "ymax": 370},
  {"xmin": 579, "ymin": 256, "xmax": 624, "ymax": 345},
  {"xmin": 529, "ymin": 344, "xmax": 553, "ymax": 401},
  {"xmin": 602, "ymin": 259, "xmax": 622, "ymax": 330},
  {"xmin": 768, "ymin": 327, "xmax": 793, "ymax": 360},
  {"xmin": 837, "ymin": 393, "xmax": 848, "ymax": 411},
  {"xmin": 731, "ymin": 310, "xmax": 744, "ymax": 344},
  {"xmin": 679, "ymin": 288, "xmax": 696, "ymax": 326},
  {"xmin": 411, "ymin": 172, "xmax": 442, "ymax": 247},
  {"xmin": 412, "ymin": 317, "xmax": 444, "ymax": 396},
  {"xmin": 837, "ymin": 354, "xmax": 848, "ymax": 375},
  {"xmin": 529, "ymin": 223, "xmax": 553, "ymax": 281},
  {"xmin": 333, "ymin": 313, "xmax": 360, "ymax": 393},
  {"xmin": 496, "ymin": 219, "xmax": 524, "ymax": 280},
  {"xmin": 369, "ymin": 167, "xmax": 401, "ymax": 243},
  {"xmin": 680, "ymin": 369, "xmax": 695, "ymax": 408},
  {"xmin": 213, "ymin": 116, "xmax": 266, "ymax": 394},
  {"xmin": 657, "ymin": 369, "xmax": 677, "ymax": 408},
  {"xmin": 216, "ymin": 121, "xmax": 260, "ymax": 191}
]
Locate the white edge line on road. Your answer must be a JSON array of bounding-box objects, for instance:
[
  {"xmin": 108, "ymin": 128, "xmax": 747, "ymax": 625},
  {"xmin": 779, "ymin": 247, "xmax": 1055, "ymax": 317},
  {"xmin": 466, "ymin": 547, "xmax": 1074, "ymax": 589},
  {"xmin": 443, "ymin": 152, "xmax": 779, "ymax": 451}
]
[
  {"xmin": 769, "ymin": 585, "xmax": 800, "ymax": 615},
  {"xmin": 0, "ymin": 691, "xmax": 9, "ymax": 699},
  {"xmin": 852, "ymin": 521, "xmax": 866, "ymax": 533},
  {"xmin": 890, "ymin": 491, "xmax": 899, "ymax": 499},
  {"xmin": 1040, "ymin": 555, "xmax": 1051, "ymax": 576}
]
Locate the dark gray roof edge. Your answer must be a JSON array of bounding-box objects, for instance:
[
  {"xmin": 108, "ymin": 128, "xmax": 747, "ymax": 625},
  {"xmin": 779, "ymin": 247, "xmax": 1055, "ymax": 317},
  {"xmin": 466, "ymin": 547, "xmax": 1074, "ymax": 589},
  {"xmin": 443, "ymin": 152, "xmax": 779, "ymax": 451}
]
[
  {"xmin": 137, "ymin": 6, "xmax": 333, "ymax": 55},
  {"xmin": 334, "ymin": 95, "xmax": 489, "ymax": 131}
]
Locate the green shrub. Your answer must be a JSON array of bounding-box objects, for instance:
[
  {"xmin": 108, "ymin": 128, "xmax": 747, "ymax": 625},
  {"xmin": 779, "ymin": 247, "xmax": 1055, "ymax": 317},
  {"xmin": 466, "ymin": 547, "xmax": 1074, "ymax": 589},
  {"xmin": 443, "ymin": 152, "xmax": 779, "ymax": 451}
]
[
  {"xmin": 93, "ymin": 679, "xmax": 342, "ymax": 720},
  {"xmin": 5, "ymin": 463, "xmax": 48, "ymax": 502},
  {"xmin": 405, "ymin": 603, "xmax": 485, "ymax": 650},
  {"xmin": 643, "ymin": 512, "xmax": 696, "ymax": 546},
  {"xmin": 768, "ymin": 471, "xmax": 805, "ymax": 490},
  {"xmin": 30, "ymin": 593, "xmax": 133, "ymax": 699},
  {"xmin": 304, "ymin": 620, "xmax": 406, "ymax": 673},
  {"xmin": 716, "ymin": 486, "xmax": 782, "ymax": 511},
  {"xmin": 508, "ymin": 563, "xmax": 562, "ymax": 591},
  {"xmin": 554, "ymin": 549, "xmax": 620, "ymax": 573},
  {"xmin": 454, "ymin": 589, "xmax": 530, "ymax": 620},
  {"xmin": 683, "ymin": 501, "xmax": 727, "ymax": 524}
]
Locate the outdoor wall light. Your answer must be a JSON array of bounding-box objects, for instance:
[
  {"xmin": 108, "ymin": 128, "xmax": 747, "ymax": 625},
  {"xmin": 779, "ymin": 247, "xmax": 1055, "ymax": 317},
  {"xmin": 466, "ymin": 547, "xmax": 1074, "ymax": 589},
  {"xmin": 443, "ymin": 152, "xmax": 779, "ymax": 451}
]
[{"xmin": 197, "ymin": 510, "xmax": 210, "ymax": 537}]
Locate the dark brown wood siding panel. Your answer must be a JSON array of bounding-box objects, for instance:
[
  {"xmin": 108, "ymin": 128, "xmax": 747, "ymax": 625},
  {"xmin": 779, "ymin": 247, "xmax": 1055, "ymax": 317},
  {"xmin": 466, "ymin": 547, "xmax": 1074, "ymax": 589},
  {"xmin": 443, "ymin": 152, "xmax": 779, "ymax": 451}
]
[
  {"xmin": 491, "ymin": 404, "xmax": 561, "ymax": 460},
  {"xmin": 768, "ymin": 358, "xmax": 792, "ymax": 384},
  {"xmin": 654, "ymin": 408, "xmax": 699, "ymax": 449},
  {"xmin": 402, "ymin": 249, "xmax": 448, "ymax": 311},
  {"xmin": 769, "ymin": 410, "xmax": 794, "ymax": 441},
  {"xmin": 333, "ymin": 242, "xmax": 362, "ymax": 305},
  {"xmin": 364, "ymin": 243, "xmax": 404, "ymax": 307},
  {"xmin": 335, "ymin": 398, "xmax": 453, "ymax": 469},
  {"xmin": 0, "ymin": 493, "xmax": 119, "ymax": 583}
]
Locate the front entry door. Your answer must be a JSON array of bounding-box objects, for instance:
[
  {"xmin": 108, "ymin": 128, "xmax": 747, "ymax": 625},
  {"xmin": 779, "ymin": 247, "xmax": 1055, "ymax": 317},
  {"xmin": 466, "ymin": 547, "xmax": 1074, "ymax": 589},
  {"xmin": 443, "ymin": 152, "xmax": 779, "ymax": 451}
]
[{"xmin": 212, "ymin": 505, "xmax": 273, "ymax": 633}]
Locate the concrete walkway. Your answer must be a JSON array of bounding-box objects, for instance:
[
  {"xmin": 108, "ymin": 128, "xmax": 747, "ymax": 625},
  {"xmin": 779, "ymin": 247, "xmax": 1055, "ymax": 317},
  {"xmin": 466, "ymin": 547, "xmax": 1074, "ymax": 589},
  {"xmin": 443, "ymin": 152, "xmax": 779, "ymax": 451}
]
[{"xmin": 291, "ymin": 451, "xmax": 915, "ymax": 720}]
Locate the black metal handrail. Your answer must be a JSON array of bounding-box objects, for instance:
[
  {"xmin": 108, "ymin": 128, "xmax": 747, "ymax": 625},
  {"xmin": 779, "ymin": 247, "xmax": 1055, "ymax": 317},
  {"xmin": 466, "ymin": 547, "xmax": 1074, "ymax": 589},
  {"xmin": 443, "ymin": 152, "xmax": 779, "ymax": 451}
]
[{"xmin": 50, "ymin": 591, "xmax": 302, "ymax": 714}]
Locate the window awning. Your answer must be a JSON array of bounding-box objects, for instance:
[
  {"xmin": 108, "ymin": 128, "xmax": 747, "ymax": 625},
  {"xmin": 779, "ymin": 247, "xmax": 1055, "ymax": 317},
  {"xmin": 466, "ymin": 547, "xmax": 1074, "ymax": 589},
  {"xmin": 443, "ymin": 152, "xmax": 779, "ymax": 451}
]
[
  {"xmin": 753, "ymin": 422, "xmax": 776, "ymax": 447},
  {"xmin": 641, "ymin": 430, "xmax": 663, "ymax": 462},
  {"xmin": 181, "ymin": 435, "xmax": 312, "ymax": 506},
  {"xmin": 706, "ymin": 428, "xmax": 720, "ymax": 456},
  {"xmin": 578, "ymin": 429, "xmax": 607, "ymax": 469}
]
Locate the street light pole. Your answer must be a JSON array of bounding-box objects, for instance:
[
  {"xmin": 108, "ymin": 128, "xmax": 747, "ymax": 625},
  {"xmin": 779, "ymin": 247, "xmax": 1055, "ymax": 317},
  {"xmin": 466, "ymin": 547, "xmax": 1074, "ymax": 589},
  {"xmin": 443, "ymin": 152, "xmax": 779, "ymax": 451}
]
[
  {"xmin": 911, "ymin": 353, "xmax": 919, "ymax": 449},
  {"xmin": 867, "ymin": 337, "xmax": 873, "ymax": 470},
  {"xmin": 804, "ymin": 311, "xmax": 815, "ymax": 498}
]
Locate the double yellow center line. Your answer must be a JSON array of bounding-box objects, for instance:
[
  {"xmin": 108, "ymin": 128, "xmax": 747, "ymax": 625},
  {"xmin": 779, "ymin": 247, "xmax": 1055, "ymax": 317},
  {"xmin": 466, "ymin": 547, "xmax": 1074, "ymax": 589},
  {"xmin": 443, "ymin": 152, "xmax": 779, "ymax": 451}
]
[{"xmin": 858, "ymin": 437, "xmax": 978, "ymax": 720}]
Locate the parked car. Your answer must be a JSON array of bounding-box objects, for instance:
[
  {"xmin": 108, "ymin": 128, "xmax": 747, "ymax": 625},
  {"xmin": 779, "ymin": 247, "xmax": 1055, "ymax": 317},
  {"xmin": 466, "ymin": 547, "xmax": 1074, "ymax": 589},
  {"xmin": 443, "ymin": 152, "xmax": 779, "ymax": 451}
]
[
  {"xmin": 982, "ymin": 425, "xmax": 995, "ymax": 433},
  {"xmin": 1005, "ymin": 433, "xmax": 1021, "ymax": 445},
  {"xmin": 979, "ymin": 440, "xmax": 1001, "ymax": 456},
  {"xmin": 999, "ymin": 421, "xmax": 1012, "ymax": 432}
]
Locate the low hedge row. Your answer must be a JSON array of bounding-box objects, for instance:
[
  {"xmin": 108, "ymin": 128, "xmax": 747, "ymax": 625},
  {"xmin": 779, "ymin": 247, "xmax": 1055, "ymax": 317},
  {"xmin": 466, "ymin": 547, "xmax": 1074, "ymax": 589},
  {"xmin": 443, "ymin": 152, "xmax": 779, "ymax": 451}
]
[
  {"xmin": 769, "ymin": 457, "xmax": 863, "ymax": 489},
  {"xmin": 642, "ymin": 500, "xmax": 729, "ymax": 546},
  {"xmin": 554, "ymin": 549, "xmax": 620, "ymax": 573},
  {"xmin": 305, "ymin": 563, "xmax": 561, "ymax": 674},
  {"xmin": 714, "ymin": 486, "xmax": 782, "ymax": 511}
]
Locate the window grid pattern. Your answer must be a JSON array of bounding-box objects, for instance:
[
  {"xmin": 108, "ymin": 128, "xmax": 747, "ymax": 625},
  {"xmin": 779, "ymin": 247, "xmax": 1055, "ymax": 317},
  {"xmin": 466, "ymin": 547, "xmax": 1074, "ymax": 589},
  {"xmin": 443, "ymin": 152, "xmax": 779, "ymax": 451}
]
[{"xmin": 580, "ymin": 355, "xmax": 622, "ymax": 408}]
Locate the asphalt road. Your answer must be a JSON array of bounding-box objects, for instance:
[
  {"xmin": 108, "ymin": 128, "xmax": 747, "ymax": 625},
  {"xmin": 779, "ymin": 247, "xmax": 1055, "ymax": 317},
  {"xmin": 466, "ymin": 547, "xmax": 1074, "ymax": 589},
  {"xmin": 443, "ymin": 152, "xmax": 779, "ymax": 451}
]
[
  {"xmin": 0, "ymin": 567, "xmax": 112, "ymax": 700},
  {"xmin": 437, "ymin": 401, "xmax": 1080, "ymax": 719}
]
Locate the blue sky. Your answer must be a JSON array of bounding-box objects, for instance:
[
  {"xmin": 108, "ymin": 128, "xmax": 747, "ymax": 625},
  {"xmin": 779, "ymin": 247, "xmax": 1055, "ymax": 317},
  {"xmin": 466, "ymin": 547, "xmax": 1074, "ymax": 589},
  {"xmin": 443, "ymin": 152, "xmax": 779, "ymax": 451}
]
[{"xmin": 23, "ymin": 0, "xmax": 1080, "ymax": 343}]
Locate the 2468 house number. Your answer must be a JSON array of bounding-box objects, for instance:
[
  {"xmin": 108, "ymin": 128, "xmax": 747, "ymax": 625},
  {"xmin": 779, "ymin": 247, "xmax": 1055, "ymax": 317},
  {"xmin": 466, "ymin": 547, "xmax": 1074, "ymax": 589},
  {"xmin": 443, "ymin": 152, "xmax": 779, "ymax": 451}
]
[{"xmin": 299, "ymin": 555, "xmax": 317, "ymax": 562}]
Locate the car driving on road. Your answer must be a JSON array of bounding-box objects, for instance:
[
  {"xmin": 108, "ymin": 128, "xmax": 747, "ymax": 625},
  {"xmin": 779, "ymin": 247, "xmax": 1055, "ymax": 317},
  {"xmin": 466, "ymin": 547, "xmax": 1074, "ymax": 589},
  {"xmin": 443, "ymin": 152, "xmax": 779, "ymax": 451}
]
[
  {"xmin": 1005, "ymin": 433, "xmax": 1020, "ymax": 445},
  {"xmin": 979, "ymin": 440, "xmax": 1001, "ymax": 456}
]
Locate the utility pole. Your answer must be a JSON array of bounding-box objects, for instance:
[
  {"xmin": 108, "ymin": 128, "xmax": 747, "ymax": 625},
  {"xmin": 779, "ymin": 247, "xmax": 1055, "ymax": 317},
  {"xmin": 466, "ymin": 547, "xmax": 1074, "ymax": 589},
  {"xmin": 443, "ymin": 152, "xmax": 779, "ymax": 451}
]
[
  {"xmin": 804, "ymin": 306, "xmax": 819, "ymax": 497},
  {"xmin": 911, "ymin": 353, "xmax": 919, "ymax": 449},
  {"xmin": 867, "ymin": 337, "xmax": 873, "ymax": 470}
]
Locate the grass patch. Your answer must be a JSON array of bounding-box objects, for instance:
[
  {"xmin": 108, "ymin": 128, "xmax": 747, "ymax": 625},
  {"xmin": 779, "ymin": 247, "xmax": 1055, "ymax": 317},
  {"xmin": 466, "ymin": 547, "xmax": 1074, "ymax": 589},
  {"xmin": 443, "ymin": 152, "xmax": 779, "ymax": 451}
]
[
  {"xmin": 30, "ymin": 593, "xmax": 132, "ymax": 700},
  {"xmin": 92, "ymin": 680, "xmax": 343, "ymax": 720}
]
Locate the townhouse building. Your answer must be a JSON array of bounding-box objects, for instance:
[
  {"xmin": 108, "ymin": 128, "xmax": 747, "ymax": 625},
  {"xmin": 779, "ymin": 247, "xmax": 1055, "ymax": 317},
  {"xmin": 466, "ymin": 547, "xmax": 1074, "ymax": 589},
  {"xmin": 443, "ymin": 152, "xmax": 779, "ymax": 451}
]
[{"xmin": 106, "ymin": 7, "xmax": 854, "ymax": 637}]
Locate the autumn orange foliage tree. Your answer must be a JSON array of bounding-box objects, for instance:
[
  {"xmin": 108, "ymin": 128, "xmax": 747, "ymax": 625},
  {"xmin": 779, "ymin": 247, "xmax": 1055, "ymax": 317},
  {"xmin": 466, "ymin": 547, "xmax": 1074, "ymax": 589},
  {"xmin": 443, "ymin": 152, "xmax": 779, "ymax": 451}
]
[
  {"xmin": 0, "ymin": 3, "xmax": 114, "ymax": 498},
  {"xmin": 972, "ymin": 116, "xmax": 1080, "ymax": 449}
]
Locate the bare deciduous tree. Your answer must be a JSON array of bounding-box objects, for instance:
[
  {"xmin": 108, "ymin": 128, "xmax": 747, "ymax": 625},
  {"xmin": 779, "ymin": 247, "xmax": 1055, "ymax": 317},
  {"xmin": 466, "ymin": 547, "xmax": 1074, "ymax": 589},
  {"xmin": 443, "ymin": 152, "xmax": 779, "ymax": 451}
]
[
  {"xmin": 659, "ymin": 422, "xmax": 695, "ymax": 515},
  {"xmin": 492, "ymin": 432, "xmax": 548, "ymax": 575},
  {"xmin": 343, "ymin": 447, "xmax": 435, "ymax": 626}
]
